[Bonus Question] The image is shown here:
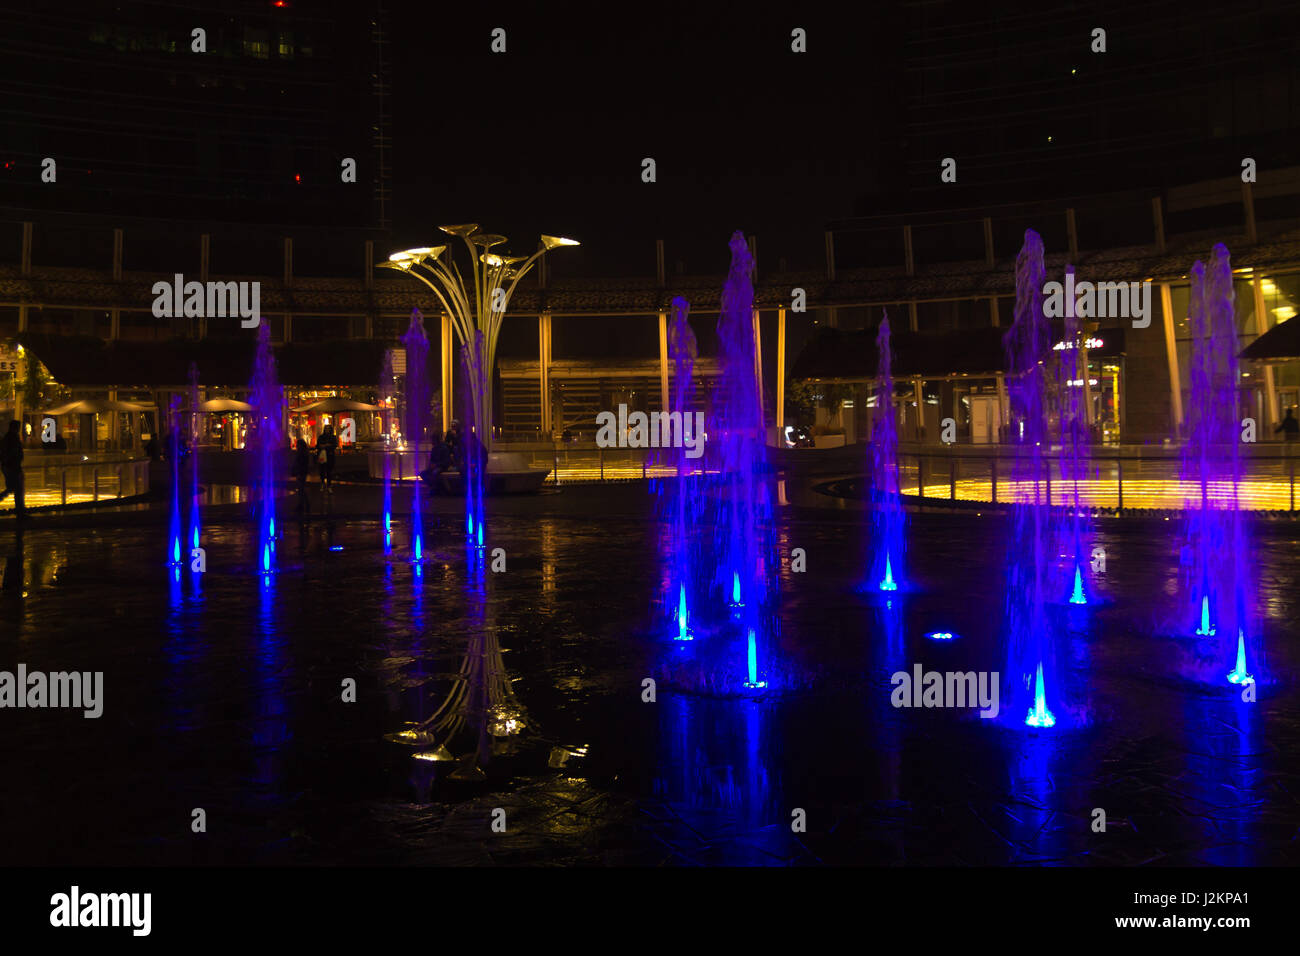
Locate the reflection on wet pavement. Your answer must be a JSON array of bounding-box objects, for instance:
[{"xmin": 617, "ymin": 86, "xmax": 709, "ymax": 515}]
[{"xmin": 0, "ymin": 492, "xmax": 1296, "ymax": 865}]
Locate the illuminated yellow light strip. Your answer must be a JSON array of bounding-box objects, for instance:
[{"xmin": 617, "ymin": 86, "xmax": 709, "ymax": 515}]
[{"xmin": 901, "ymin": 478, "xmax": 1295, "ymax": 511}]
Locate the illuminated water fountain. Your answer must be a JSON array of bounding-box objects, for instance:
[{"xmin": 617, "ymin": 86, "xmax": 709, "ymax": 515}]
[
  {"xmin": 166, "ymin": 395, "xmax": 183, "ymax": 572},
  {"xmin": 187, "ymin": 362, "xmax": 202, "ymax": 562},
  {"xmin": 1002, "ymin": 230, "xmax": 1060, "ymax": 728},
  {"xmin": 712, "ymin": 232, "xmax": 773, "ymax": 689},
  {"xmin": 249, "ymin": 323, "xmax": 283, "ymax": 577},
  {"xmin": 380, "ymin": 350, "xmax": 394, "ymax": 553},
  {"xmin": 1179, "ymin": 245, "xmax": 1261, "ymax": 686},
  {"xmin": 1055, "ymin": 268, "xmax": 1092, "ymax": 606},
  {"xmin": 662, "ymin": 295, "xmax": 698, "ymax": 640},
  {"xmin": 867, "ymin": 311, "xmax": 905, "ymax": 594},
  {"xmin": 402, "ymin": 309, "xmax": 430, "ymax": 567}
]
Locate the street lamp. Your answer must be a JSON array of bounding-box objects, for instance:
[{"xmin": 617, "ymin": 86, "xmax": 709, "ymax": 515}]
[{"xmin": 379, "ymin": 225, "xmax": 578, "ymax": 536}]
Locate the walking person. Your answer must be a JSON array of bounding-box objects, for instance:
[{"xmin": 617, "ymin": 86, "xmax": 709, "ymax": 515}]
[
  {"xmin": 316, "ymin": 423, "xmax": 338, "ymax": 494},
  {"xmin": 292, "ymin": 431, "xmax": 312, "ymax": 513},
  {"xmin": 1275, "ymin": 407, "xmax": 1299, "ymax": 443},
  {"xmin": 0, "ymin": 420, "xmax": 27, "ymax": 518}
]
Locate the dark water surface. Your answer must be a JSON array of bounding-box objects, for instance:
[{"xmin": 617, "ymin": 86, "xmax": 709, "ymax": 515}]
[{"xmin": 1, "ymin": 484, "xmax": 1297, "ymax": 866}]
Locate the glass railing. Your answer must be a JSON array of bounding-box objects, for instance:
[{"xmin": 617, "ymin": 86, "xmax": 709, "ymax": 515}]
[{"xmin": 0, "ymin": 455, "xmax": 152, "ymax": 512}]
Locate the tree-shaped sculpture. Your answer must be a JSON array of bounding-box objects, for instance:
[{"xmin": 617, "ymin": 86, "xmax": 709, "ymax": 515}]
[{"xmin": 378, "ymin": 226, "xmax": 578, "ymax": 538}]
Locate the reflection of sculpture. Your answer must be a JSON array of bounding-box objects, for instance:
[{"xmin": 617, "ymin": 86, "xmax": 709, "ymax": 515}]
[{"xmin": 385, "ymin": 566, "xmax": 528, "ymax": 780}]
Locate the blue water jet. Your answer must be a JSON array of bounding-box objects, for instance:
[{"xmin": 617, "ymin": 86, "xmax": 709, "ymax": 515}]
[
  {"xmin": 249, "ymin": 323, "xmax": 283, "ymax": 576},
  {"xmin": 713, "ymin": 232, "xmax": 775, "ymax": 690},
  {"xmin": 868, "ymin": 312, "xmax": 906, "ymax": 593},
  {"xmin": 402, "ymin": 310, "xmax": 430, "ymax": 565},
  {"xmin": 1002, "ymin": 230, "xmax": 1062, "ymax": 729},
  {"xmin": 1179, "ymin": 246, "xmax": 1263, "ymax": 684}
]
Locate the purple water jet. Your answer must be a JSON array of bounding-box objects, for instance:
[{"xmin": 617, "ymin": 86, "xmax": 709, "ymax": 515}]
[
  {"xmin": 663, "ymin": 295, "xmax": 698, "ymax": 640},
  {"xmin": 1002, "ymin": 230, "xmax": 1059, "ymax": 727},
  {"xmin": 712, "ymin": 232, "xmax": 773, "ymax": 688},
  {"xmin": 249, "ymin": 323, "xmax": 283, "ymax": 575},
  {"xmin": 402, "ymin": 310, "xmax": 430, "ymax": 564},
  {"xmin": 867, "ymin": 311, "xmax": 905, "ymax": 593},
  {"xmin": 1179, "ymin": 244, "xmax": 1261, "ymax": 685},
  {"xmin": 1054, "ymin": 266, "xmax": 1092, "ymax": 605}
]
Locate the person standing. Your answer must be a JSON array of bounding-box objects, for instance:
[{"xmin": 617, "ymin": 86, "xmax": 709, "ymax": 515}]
[
  {"xmin": 292, "ymin": 431, "xmax": 312, "ymax": 513},
  {"xmin": 1275, "ymin": 407, "xmax": 1299, "ymax": 443},
  {"xmin": 316, "ymin": 423, "xmax": 338, "ymax": 494},
  {"xmin": 0, "ymin": 420, "xmax": 26, "ymax": 518}
]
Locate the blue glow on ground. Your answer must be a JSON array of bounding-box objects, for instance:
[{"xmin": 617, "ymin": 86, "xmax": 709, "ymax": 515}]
[
  {"xmin": 744, "ymin": 628, "xmax": 766, "ymax": 688},
  {"xmin": 1227, "ymin": 630, "xmax": 1253, "ymax": 685},
  {"xmin": 1196, "ymin": 595, "xmax": 1215, "ymax": 636},
  {"xmin": 1069, "ymin": 566, "xmax": 1087, "ymax": 605},
  {"xmin": 1025, "ymin": 662, "xmax": 1056, "ymax": 728},
  {"xmin": 674, "ymin": 585, "xmax": 693, "ymax": 641},
  {"xmin": 880, "ymin": 554, "xmax": 898, "ymax": 592}
]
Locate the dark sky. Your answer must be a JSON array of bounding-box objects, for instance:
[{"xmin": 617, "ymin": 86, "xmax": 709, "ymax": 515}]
[{"xmin": 388, "ymin": 4, "xmax": 902, "ymax": 276}]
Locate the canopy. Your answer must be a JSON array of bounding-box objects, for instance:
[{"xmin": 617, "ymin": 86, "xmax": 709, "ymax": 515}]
[
  {"xmin": 291, "ymin": 398, "xmax": 381, "ymax": 413},
  {"xmin": 197, "ymin": 398, "xmax": 254, "ymax": 412},
  {"xmin": 43, "ymin": 398, "xmax": 149, "ymax": 415}
]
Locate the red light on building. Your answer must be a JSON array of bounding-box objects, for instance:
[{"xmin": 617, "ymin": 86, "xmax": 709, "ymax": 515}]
[{"xmin": 294, "ymin": 174, "xmax": 301, "ymax": 183}]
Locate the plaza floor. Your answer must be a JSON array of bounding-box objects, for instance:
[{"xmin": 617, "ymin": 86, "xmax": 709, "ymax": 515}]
[{"xmin": 0, "ymin": 480, "xmax": 1296, "ymax": 865}]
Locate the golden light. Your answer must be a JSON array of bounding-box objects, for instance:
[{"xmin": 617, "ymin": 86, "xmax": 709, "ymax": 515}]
[
  {"xmin": 540, "ymin": 235, "xmax": 580, "ymax": 250},
  {"xmin": 439, "ymin": 223, "xmax": 479, "ymax": 237}
]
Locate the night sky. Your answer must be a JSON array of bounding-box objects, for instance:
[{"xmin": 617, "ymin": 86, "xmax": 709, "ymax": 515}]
[{"xmin": 387, "ymin": 5, "xmax": 901, "ymax": 277}]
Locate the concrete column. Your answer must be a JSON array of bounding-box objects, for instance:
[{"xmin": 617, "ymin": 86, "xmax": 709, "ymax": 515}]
[
  {"xmin": 1159, "ymin": 282, "xmax": 1184, "ymax": 435},
  {"xmin": 21, "ymin": 221, "xmax": 32, "ymax": 275},
  {"xmin": 913, "ymin": 377, "xmax": 925, "ymax": 440},
  {"xmin": 656, "ymin": 240, "xmax": 665, "ymax": 287},
  {"xmin": 983, "ymin": 217, "xmax": 995, "ymax": 268},
  {"xmin": 989, "ymin": 296, "xmax": 1001, "ymax": 328},
  {"xmin": 440, "ymin": 313, "xmax": 454, "ymax": 436},
  {"xmin": 539, "ymin": 312, "xmax": 553, "ymax": 434},
  {"xmin": 1242, "ymin": 181, "xmax": 1258, "ymax": 244},
  {"xmin": 112, "ymin": 228, "xmax": 123, "ymax": 280},
  {"xmin": 1152, "ymin": 196, "xmax": 1166, "ymax": 253},
  {"xmin": 903, "ymin": 224, "xmax": 915, "ymax": 276},
  {"xmin": 110, "ymin": 309, "xmax": 120, "ymax": 341},
  {"xmin": 657, "ymin": 310, "xmax": 669, "ymax": 414},
  {"xmin": 776, "ymin": 306, "xmax": 787, "ymax": 437},
  {"xmin": 1252, "ymin": 275, "xmax": 1278, "ymax": 429}
]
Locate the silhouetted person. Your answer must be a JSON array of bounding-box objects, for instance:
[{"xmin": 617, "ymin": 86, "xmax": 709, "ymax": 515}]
[
  {"xmin": 0, "ymin": 420, "xmax": 27, "ymax": 518},
  {"xmin": 421, "ymin": 437, "xmax": 454, "ymax": 494},
  {"xmin": 316, "ymin": 424, "xmax": 338, "ymax": 494},
  {"xmin": 292, "ymin": 432, "xmax": 311, "ymax": 513},
  {"xmin": 1275, "ymin": 408, "xmax": 1299, "ymax": 442}
]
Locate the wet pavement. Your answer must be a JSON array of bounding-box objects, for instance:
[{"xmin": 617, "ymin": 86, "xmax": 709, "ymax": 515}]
[{"xmin": 0, "ymin": 480, "xmax": 1297, "ymax": 866}]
